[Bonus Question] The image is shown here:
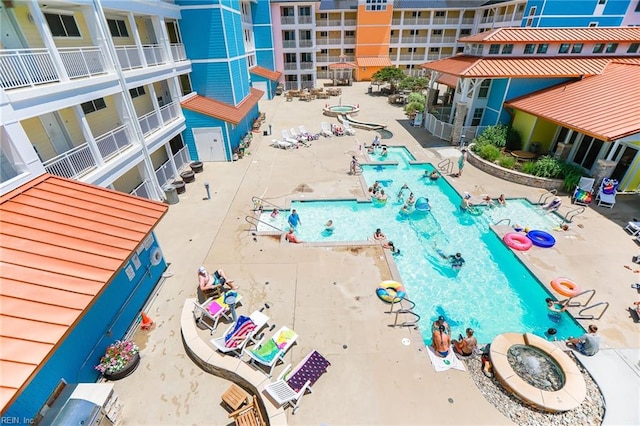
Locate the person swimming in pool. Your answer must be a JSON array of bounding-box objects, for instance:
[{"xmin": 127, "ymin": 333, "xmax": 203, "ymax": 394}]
[
  {"xmin": 325, "ymin": 219, "xmax": 335, "ymax": 234},
  {"xmin": 437, "ymin": 250, "xmax": 465, "ymax": 270}
]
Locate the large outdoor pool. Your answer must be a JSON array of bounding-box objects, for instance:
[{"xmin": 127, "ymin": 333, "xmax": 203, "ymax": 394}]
[{"xmin": 257, "ymin": 147, "xmax": 583, "ymax": 344}]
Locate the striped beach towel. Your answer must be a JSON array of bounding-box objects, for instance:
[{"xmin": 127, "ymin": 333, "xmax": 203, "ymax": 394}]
[{"xmin": 224, "ymin": 316, "xmax": 256, "ymax": 349}]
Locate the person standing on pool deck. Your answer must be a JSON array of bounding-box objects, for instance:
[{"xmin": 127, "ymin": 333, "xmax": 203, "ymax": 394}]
[
  {"xmin": 288, "ymin": 209, "xmax": 301, "ymax": 229},
  {"xmin": 458, "ymin": 149, "xmax": 467, "ymax": 177}
]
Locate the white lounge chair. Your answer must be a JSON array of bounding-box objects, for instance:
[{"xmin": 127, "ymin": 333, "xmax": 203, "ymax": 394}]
[
  {"xmin": 596, "ymin": 178, "xmax": 618, "ymax": 208},
  {"xmin": 193, "ymin": 292, "xmax": 243, "ymax": 334},
  {"xmin": 264, "ymin": 350, "xmax": 330, "ymax": 414},
  {"xmin": 342, "ymin": 121, "xmax": 356, "ymax": 135},
  {"xmin": 271, "ymin": 139, "xmax": 294, "ymax": 150},
  {"xmin": 625, "ymin": 221, "xmax": 640, "ymax": 236},
  {"xmin": 210, "ymin": 310, "xmax": 270, "ymax": 356},
  {"xmin": 571, "ymin": 176, "xmax": 595, "ymax": 206},
  {"xmin": 298, "ymin": 125, "xmax": 309, "ymax": 137},
  {"xmin": 281, "ymin": 129, "xmax": 298, "ymax": 144},
  {"xmin": 320, "ymin": 122, "xmax": 332, "ymax": 137},
  {"xmin": 244, "ymin": 325, "xmax": 298, "ymax": 377},
  {"xmin": 290, "ymin": 127, "xmax": 302, "ymax": 140}
]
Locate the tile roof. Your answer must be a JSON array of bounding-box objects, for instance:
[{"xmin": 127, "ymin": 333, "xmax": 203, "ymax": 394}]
[
  {"xmin": 249, "ymin": 66, "xmax": 281, "ymax": 81},
  {"xmin": 460, "ymin": 27, "xmax": 640, "ymax": 43},
  {"xmin": 355, "ymin": 57, "xmax": 393, "ymax": 67},
  {"xmin": 0, "ymin": 174, "xmax": 167, "ymax": 413},
  {"xmin": 181, "ymin": 88, "xmax": 264, "ymax": 125},
  {"xmin": 436, "ymin": 73, "xmax": 458, "ymax": 88},
  {"xmin": 422, "ymin": 55, "xmax": 640, "ymax": 78},
  {"xmin": 394, "ymin": 0, "xmax": 495, "ymax": 8},
  {"xmin": 505, "ymin": 62, "xmax": 640, "ymax": 141},
  {"xmin": 329, "ymin": 62, "xmax": 357, "ymax": 69}
]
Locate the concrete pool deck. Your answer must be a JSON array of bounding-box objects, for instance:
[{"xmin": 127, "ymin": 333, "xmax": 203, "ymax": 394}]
[{"xmin": 112, "ymin": 81, "xmax": 640, "ymax": 425}]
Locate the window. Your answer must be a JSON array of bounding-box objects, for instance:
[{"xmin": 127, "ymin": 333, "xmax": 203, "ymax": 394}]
[
  {"xmin": 435, "ymin": 11, "xmax": 445, "ymax": 17},
  {"xmin": 408, "ymin": 47, "xmax": 417, "ymax": 53},
  {"xmin": 559, "ymin": 43, "xmax": 570, "ymax": 54},
  {"xmin": 456, "ymin": 46, "xmax": 464, "ymax": 53},
  {"xmin": 281, "ymin": 7, "xmax": 294, "ymax": 17},
  {"xmin": 471, "ymin": 108, "xmax": 484, "ymax": 126},
  {"xmin": 429, "ymin": 47, "xmax": 440, "ymax": 53},
  {"xmin": 460, "ymin": 29, "xmax": 471, "ymax": 36},
  {"xmin": 598, "ymin": 0, "xmax": 606, "ymax": 4},
  {"xmin": 284, "ymin": 53, "xmax": 296, "ymax": 63},
  {"xmin": 571, "ymin": 43, "xmax": 583, "ymax": 53},
  {"xmin": 301, "ymin": 52, "xmax": 312, "ymax": 62},
  {"xmin": 628, "ymin": 43, "xmax": 640, "ymax": 53},
  {"xmin": 319, "ymin": 13, "xmax": 327, "ymax": 19},
  {"xmin": 636, "ymin": 1, "xmax": 640, "ymax": 12},
  {"xmin": 502, "ymin": 44, "xmax": 513, "ymax": 54},
  {"xmin": 129, "ymin": 86, "xmax": 145, "ymax": 98},
  {"xmin": 365, "ymin": 0, "xmax": 388, "ymax": 11},
  {"xmin": 319, "ymin": 31, "xmax": 327, "ymax": 37},
  {"xmin": 390, "ymin": 30, "xmax": 395, "ymax": 36},
  {"xmin": 432, "ymin": 29, "xmax": 443, "ymax": 36},
  {"xmin": 605, "ymin": 43, "xmax": 618, "ymax": 53},
  {"xmin": 593, "ymin": 43, "xmax": 605, "ymax": 53},
  {"xmin": 589, "ymin": 22, "xmax": 598, "ymax": 27},
  {"xmin": 412, "ymin": 11, "xmax": 421, "ymax": 17},
  {"xmin": 537, "ymin": 44, "xmax": 548, "ymax": 53},
  {"xmin": 299, "ymin": 6, "xmax": 311, "ymax": 16},
  {"xmin": 409, "ymin": 29, "xmax": 417, "ymax": 35},
  {"xmin": 107, "ymin": 19, "xmax": 129, "ymax": 37},
  {"xmin": 489, "ymin": 44, "xmax": 500, "ymax": 54},
  {"xmin": 523, "ymin": 43, "xmax": 535, "ymax": 54},
  {"xmin": 528, "ymin": 6, "xmax": 537, "ymax": 16},
  {"xmin": 526, "ymin": 18, "xmax": 533, "ymax": 27},
  {"xmin": 345, "ymin": 31, "xmax": 355, "ymax": 37},
  {"xmin": 44, "ymin": 13, "xmax": 80, "ymax": 37},
  {"xmin": 478, "ymin": 80, "xmax": 490, "ymax": 98},
  {"xmin": 344, "ymin": 48, "xmax": 354, "ymax": 54},
  {"xmin": 81, "ymin": 98, "xmax": 107, "ymax": 114}
]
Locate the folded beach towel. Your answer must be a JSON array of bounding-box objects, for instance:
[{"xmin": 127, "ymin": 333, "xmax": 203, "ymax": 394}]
[
  {"xmin": 207, "ymin": 301, "xmax": 223, "ymax": 316},
  {"xmin": 250, "ymin": 338, "xmax": 280, "ymax": 363},
  {"xmin": 275, "ymin": 329, "xmax": 296, "ymax": 349},
  {"xmin": 224, "ymin": 316, "xmax": 256, "ymax": 349},
  {"xmin": 574, "ymin": 188, "xmax": 592, "ymax": 203}
]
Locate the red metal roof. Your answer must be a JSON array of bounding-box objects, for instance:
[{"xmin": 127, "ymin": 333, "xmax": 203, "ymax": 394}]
[
  {"xmin": 460, "ymin": 27, "xmax": 640, "ymax": 43},
  {"xmin": 181, "ymin": 88, "xmax": 264, "ymax": 125},
  {"xmin": 249, "ymin": 65, "xmax": 281, "ymax": 81},
  {"xmin": 329, "ymin": 62, "xmax": 357, "ymax": 70},
  {"xmin": 422, "ymin": 55, "xmax": 640, "ymax": 78},
  {"xmin": 436, "ymin": 73, "xmax": 458, "ymax": 88},
  {"xmin": 505, "ymin": 62, "xmax": 640, "ymax": 141},
  {"xmin": 0, "ymin": 174, "xmax": 167, "ymax": 413},
  {"xmin": 355, "ymin": 56, "xmax": 393, "ymax": 67}
]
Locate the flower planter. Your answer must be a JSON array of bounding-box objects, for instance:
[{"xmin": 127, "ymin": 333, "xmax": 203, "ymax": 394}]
[
  {"xmin": 102, "ymin": 352, "xmax": 140, "ymax": 381},
  {"xmin": 180, "ymin": 170, "xmax": 196, "ymax": 183},
  {"xmin": 190, "ymin": 161, "xmax": 204, "ymax": 173},
  {"xmin": 173, "ymin": 180, "xmax": 186, "ymax": 194}
]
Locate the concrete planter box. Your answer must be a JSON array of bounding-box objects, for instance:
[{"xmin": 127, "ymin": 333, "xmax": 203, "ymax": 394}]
[{"xmin": 467, "ymin": 148, "xmax": 565, "ymax": 192}]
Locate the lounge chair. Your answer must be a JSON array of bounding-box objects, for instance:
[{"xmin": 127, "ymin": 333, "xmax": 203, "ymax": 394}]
[
  {"xmin": 625, "ymin": 221, "xmax": 640, "ymax": 236},
  {"xmin": 270, "ymin": 139, "xmax": 294, "ymax": 150},
  {"xmin": 264, "ymin": 350, "xmax": 330, "ymax": 414},
  {"xmin": 228, "ymin": 395, "xmax": 266, "ymax": 426},
  {"xmin": 281, "ymin": 129, "xmax": 298, "ymax": 145},
  {"xmin": 193, "ymin": 292, "xmax": 243, "ymax": 334},
  {"xmin": 320, "ymin": 122, "xmax": 332, "ymax": 137},
  {"xmin": 244, "ymin": 326, "xmax": 298, "ymax": 377},
  {"xmin": 596, "ymin": 178, "xmax": 618, "ymax": 208},
  {"xmin": 571, "ymin": 176, "xmax": 595, "ymax": 206},
  {"xmin": 342, "ymin": 121, "xmax": 356, "ymax": 136},
  {"xmin": 211, "ymin": 310, "xmax": 270, "ymax": 356}
]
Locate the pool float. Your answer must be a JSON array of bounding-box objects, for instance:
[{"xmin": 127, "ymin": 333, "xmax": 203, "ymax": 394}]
[
  {"xmin": 415, "ymin": 197, "xmax": 431, "ymax": 212},
  {"xmin": 527, "ymin": 229, "xmax": 556, "ymax": 248},
  {"xmin": 376, "ymin": 280, "xmax": 406, "ymax": 303},
  {"xmin": 551, "ymin": 278, "xmax": 581, "ymax": 298},
  {"xmin": 503, "ymin": 233, "xmax": 532, "ymax": 251}
]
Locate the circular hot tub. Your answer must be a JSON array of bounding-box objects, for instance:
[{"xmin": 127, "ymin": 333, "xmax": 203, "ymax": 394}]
[
  {"xmin": 323, "ymin": 104, "xmax": 360, "ymax": 117},
  {"xmin": 490, "ymin": 333, "xmax": 586, "ymax": 412}
]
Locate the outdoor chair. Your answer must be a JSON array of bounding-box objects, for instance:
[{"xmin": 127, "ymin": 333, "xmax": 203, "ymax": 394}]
[
  {"xmin": 270, "ymin": 139, "xmax": 294, "ymax": 150},
  {"xmin": 264, "ymin": 350, "xmax": 331, "ymax": 414},
  {"xmin": 571, "ymin": 176, "xmax": 595, "ymax": 206},
  {"xmin": 596, "ymin": 178, "xmax": 618, "ymax": 208},
  {"xmin": 624, "ymin": 221, "xmax": 640, "ymax": 236},
  {"xmin": 228, "ymin": 395, "xmax": 266, "ymax": 426},
  {"xmin": 342, "ymin": 121, "xmax": 356, "ymax": 136},
  {"xmin": 193, "ymin": 292, "xmax": 243, "ymax": 334},
  {"xmin": 244, "ymin": 326, "xmax": 298, "ymax": 377},
  {"xmin": 281, "ymin": 129, "xmax": 298, "ymax": 145},
  {"xmin": 211, "ymin": 310, "xmax": 270, "ymax": 357},
  {"xmin": 320, "ymin": 122, "xmax": 332, "ymax": 137}
]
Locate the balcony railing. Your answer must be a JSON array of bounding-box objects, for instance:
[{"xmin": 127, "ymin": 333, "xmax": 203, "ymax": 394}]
[
  {"xmin": 316, "ymin": 19, "xmax": 342, "ymax": 27},
  {"xmin": 160, "ymin": 101, "xmax": 180, "ymax": 123},
  {"xmin": 0, "ymin": 47, "xmax": 107, "ymax": 90},
  {"xmin": 173, "ymin": 145, "xmax": 190, "ymax": 171},
  {"xmin": 461, "ymin": 18, "xmax": 474, "ymax": 24},
  {"xmin": 432, "ymin": 17, "xmax": 460, "ymax": 25},
  {"xmin": 281, "ymin": 16, "xmax": 295, "ymax": 25},
  {"xmin": 284, "ymin": 63, "xmax": 297, "ymax": 70},
  {"xmin": 155, "ymin": 159, "xmax": 176, "ymax": 187},
  {"xmin": 430, "ymin": 36, "xmax": 457, "ymax": 44},
  {"xmin": 317, "ymin": 70, "xmax": 330, "ymax": 79},
  {"xmin": 282, "ymin": 40, "xmax": 296, "ymax": 48},
  {"xmin": 402, "ymin": 36, "xmax": 428, "ymax": 44},
  {"xmin": 390, "ymin": 37, "xmax": 399, "ymax": 44},
  {"xmin": 115, "ymin": 45, "xmax": 143, "ymax": 70},
  {"xmin": 343, "ymin": 37, "xmax": 355, "ymax": 44},
  {"xmin": 130, "ymin": 180, "xmax": 152, "ymax": 199},
  {"xmin": 142, "ymin": 44, "xmax": 165, "ymax": 66},
  {"xmin": 316, "ymin": 55, "xmax": 342, "ymax": 63},
  {"xmin": 299, "ymin": 16, "xmax": 312, "ymax": 24},
  {"xmin": 300, "ymin": 62, "xmax": 314, "ymax": 70},
  {"xmin": 402, "ymin": 18, "xmax": 430, "ymax": 25},
  {"xmin": 299, "ymin": 40, "xmax": 313, "ymax": 48},
  {"xmin": 43, "ymin": 143, "xmax": 97, "ymax": 179},
  {"xmin": 138, "ymin": 109, "xmax": 161, "ymax": 137},
  {"xmin": 95, "ymin": 125, "xmax": 132, "ymax": 161},
  {"xmin": 170, "ymin": 43, "xmax": 187, "ymax": 62},
  {"xmin": 398, "ymin": 54, "xmax": 424, "ymax": 61},
  {"xmin": 343, "ymin": 19, "xmax": 356, "ymax": 26}
]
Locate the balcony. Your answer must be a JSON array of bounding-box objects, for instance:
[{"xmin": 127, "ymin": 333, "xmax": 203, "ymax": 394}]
[
  {"xmin": 0, "ymin": 46, "xmax": 107, "ymax": 90},
  {"xmin": 461, "ymin": 18, "xmax": 474, "ymax": 25},
  {"xmin": 298, "ymin": 16, "xmax": 312, "ymax": 24},
  {"xmin": 402, "ymin": 18, "xmax": 430, "ymax": 25},
  {"xmin": 401, "ymin": 37, "xmax": 428, "ymax": 44},
  {"xmin": 170, "ymin": 43, "xmax": 187, "ymax": 62},
  {"xmin": 430, "ymin": 36, "xmax": 457, "ymax": 44},
  {"xmin": 138, "ymin": 101, "xmax": 182, "ymax": 137},
  {"xmin": 95, "ymin": 125, "xmax": 132, "ymax": 161},
  {"xmin": 390, "ymin": 37, "xmax": 399, "ymax": 44},
  {"xmin": 343, "ymin": 37, "xmax": 356, "ymax": 45},
  {"xmin": 300, "ymin": 62, "xmax": 314, "ymax": 70},
  {"xmin": 142, "ymin": 44, "xmax": 166, "ymax": 66},
  {"xmin": 432, "ymin": 17, "xmax": 460, "ymax": 25},
  {"xmin": 316, "ymin": 38, "xmax": 341, "ymax": 46},
  {"xmin": 282, "ymin": 40, "xmax": 296, "ymax": 48},
  {"xmin": 299, "ymin": 40, "xmax": 313, "ymax": 48},
  {"xmin": 398, "ymin": 54, "xmax": 424, "ymax": 61},
  {"xmin": 281, "ymin": 16, "xmax": 295, "ymax": 25},
  {"xmin": 316, "ymin": 19, "xmax": 342, "ymax": 27},
  {"xmin": 130, "ymin": 180, "xmax": 152, "ymax": 199},
  {"xmin": 284, "ymin": 63, "xmax": 297, "ymax": 70},
  {"xmin": 316, "ymin": 55, "xmax": 342, "ymax": 63},
  {"xmin": 115, "ymin": 46, "xmax": 143, "ymax": 70},
  {"xmin": 343, "ymin": 19, "xmax": 356, "ymax": 26}
]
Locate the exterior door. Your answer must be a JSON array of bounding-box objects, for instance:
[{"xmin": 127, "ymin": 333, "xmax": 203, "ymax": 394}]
[
  {"xmin": 0, "ymin": 8, "xmax": 24, "ymax": 49},
  {"xmin": 253, "ymin": 81, "xmax": 268, "ymax": 94},
  {"xmin": 193, "ymin": 128, "xmax": 226, "ymax": 162},
  {"xmin": 40, "ymin": 113, "xmax": 72, "ymax": 155}
]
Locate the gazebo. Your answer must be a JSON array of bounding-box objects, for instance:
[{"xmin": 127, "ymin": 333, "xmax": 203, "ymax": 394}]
[{"xmin": 329, "ymin": 56, "xmax": 356, "ymax": 86}]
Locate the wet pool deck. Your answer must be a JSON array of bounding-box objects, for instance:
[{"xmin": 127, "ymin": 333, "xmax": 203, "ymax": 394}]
[{"xmin": 112, "ymin": 82, "xmax": 640, "ymax": 425}]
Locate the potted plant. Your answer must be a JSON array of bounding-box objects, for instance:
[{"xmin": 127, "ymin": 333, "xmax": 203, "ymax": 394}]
[{"xmin": 95, "ymin": 340, "xmax": 140, "ymax": 380}]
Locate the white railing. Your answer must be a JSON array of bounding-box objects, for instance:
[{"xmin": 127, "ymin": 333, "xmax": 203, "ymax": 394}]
[
  {"xmin": 142, "ymin": 44, "xmax": 165, "ymax": 66},
  {"xmin": 317, "ymin": 70, "xmax": 330, "ymax": 79},
  {"xmin": 398, "ymin": 54, "xmax": 421, "ymax": 61},
  {"xmin": 170, "ymin": 43, "xmax": 186, "ymax": 62},
  {"xmin": 95, "ymin": 125, "xmax": 131, "ymax": 161},
  {"xmin": 43, "ymin": 142, "xmax": 96, "ymax": 179},
  {"xmin": 284, "ymin": 81, "xmax": 298, "ymax": 90},
  {"xmin": 282, "ymin": 40, "xmax": 296, "ymax": 48},
  {"xmin": 160, "ymin": 101, "xmax": 180, "ymax": 123},
  {"xmin": 402, "ymin": 69, "xmax": 426, "ymax": 77},
  {"xmin": 130, "ymin": 180, "xmax": 152, "ymax": 199},
  {"xmin": 58, "ymin": 46, "xmax": 107, "ymax": 79},
  {"xmin": 299, "ymin": 40, "xmax": 313, "ymax": 48},
  {"xmin": 298, "ymin": 16, "xmax": 312, "ymax": 24},
  {"xmin": 316, "ymin": 55, "xmax": 342, "ymax": 63},
  {"xmin": 462, "ymin": 125, "xmax": 488, "ymax": 140},
  {"xmin": 402, "ymin": 37, "xmax": 428, "ymax": 43},
  {"xmin": 343, "ymin": 19, "xmax": 356, "ymax": 26},
  {"xmin": 301, "ymin": 81, "xmax": 314, "ymax": 89},
  {"xmin": 300, "ymin": 62, "xmax": 314, "ymax": 70},
  {"xmin": 155, "ymin": 159, "xmax": 175, "ymax": 187},
  {"xmin": 115, "ymin": 45, "xmax": 143, "ymax": 70},
  {"xmin": 392, "ymin": 18, "xmax": 401, "ymax": 25},
  {"xmin": 402, "ymin": 18, "xmax": 430, "ymax": 25},
  {"xmin": 461, "ymin": 18, "xmax": 474, "ymax": 24},
  {"xmin": 281, "ymin": 16, "xmax": 295, "ymax": 25},
  {"xmin": 431, "ymin": 36, "xmax": 456, "ymax": 44},
  {"xmin": 0, "ymin": 49, "xmax": 58, "ymax": 89},
  {"xmin": 426, "ymin": 113, "xmax": 453, "ymax": 141},
  {"xmin": 138, "ymin": 110, "xmax": 161, "ymax": 136},
  {"xmin": 284, "ymin": 63, "xmax": 297, "ymax": 70},
  {"xmin": 173, "ymin": 145, "xmax": 190, "ymax": 171},
  {"xmin": 390, "ymin": 37, "xmax": 399, "ymax": 44},
  {"xmin": 343, "ymin": 37, "xmax": 356, "ymax": 44},
  {"xmin": 316, "ymin": 19, "xmax": 342, "ymax": 26},
  {"xmin": 426, "ymin": 54, "xmax": 441, "ymax": 61}
]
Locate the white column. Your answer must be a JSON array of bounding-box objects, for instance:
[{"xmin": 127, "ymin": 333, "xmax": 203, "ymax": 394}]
[
  {"xmin": 27, "ymin": 0, "xmax": 69, "ymax": 81},
  {"xmin": 127, "ymin": 12, "xmax": 148, "ymax": 67},
  {"xmin": 72, "ymin": 105, "xmax": 104, "ymax": 167},
  {"xmin": 164, "ymin": 143, "xmax": 178, "ymax": 178}
]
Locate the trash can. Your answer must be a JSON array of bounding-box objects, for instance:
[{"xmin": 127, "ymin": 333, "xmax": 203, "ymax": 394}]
[
  {"xmin": 163, "ymin": 184, "xmax": 179, "ymax": 205},
  {"xmin": 368, "ymin": 86, "xmax": 373, "ymax": 94}
]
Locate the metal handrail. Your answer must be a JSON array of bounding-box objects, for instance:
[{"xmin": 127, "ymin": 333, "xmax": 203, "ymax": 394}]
[
  {"xmin": 244, "ymin": 215, "xmax": 283, "ymax": 233},
  {"xmin": 386, "ymin": 297, "xmax": 421, "ymax": 327},
  {"xmin": 494, "ymin": 218, "xmax": 511, "ymax": 226},
  {"xmin": 251, "ymin": 196, "xmax": 285, "ymax": 212},
  {"xmin": 576, "ymin": 302, "xmax": 609, "ymax": 320},
  {"xmin": 386, "ymin": 296, "xmax": 416, "ymax": 314},
  {"xmin": 537, "ymin": 189, "xmax": 557, "ymax": 205},
  {"xmin": 565, "ymin": 289, "xmax": 596, "ymax": 308},
  {"xmin": 437, "ymin": 158, "xmax": 453, "ymax": 175},
  {"xmin": 564, "ymin": 206, "xmax": 585, "ymax": 223}
]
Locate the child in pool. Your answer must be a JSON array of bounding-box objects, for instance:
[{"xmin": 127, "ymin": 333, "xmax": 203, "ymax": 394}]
[
  {"xmin": 271, "ymin": 208, "xmax": 280, "ymax": 218},
  {"xmin": 325, "ymin": 220, "xmax": 335, "ymax": 233}
]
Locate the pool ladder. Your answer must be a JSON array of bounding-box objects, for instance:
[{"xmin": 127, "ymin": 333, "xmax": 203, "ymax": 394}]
[
  {"xmin": 564, "ymin": 289, "xmax": 610, "ymax": 320},
  {"xmin": 437, "ymin": 158, "xmax": 454, "ymax": 176},
  {"xmin": 251, "ymin": 196, "xmax": 285, "ymax": 212},
  {"xmin": 537, "ymin": 189, "xmax": 557, "ymax": 206},
  {"xmin": 563, "ymin": 206, "xmax": 585, "ymax": 223},
  {"xmin": 386, "ymin": 297, "xmax": 421, "ymax": 328},
  {"xmin": 494, "ymin": 218, "xmax": 511, "ymax": 226},
  {"xmin": 244, "ymin": 215, "xmax": 283, "ymax": 233}
]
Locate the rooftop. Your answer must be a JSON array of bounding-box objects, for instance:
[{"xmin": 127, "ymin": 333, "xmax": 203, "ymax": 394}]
[
  {"xmin": 181, "ymin": 88, "xmax": 264, "ymax": 125},
  {"xmin": 460, "ymin": 27, "xmax": 640, "ymax": 43}
]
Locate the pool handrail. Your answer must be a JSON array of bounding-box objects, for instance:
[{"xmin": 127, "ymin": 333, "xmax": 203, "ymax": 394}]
[
  {"xmin": 437, "ymin": 158, "xmax": 453, "ymax": 175},
  {"xmin": 245, "ymin": 215, "xmax": 284, "ymax": 233},
  {"xmin": 252, "ymin": 196, "xmax": 286, "ymax": 212},
  {"xmin": 564, "ymin": 206, "xmax": 585, "ymax": 223},
  {"xmin": 576, "ymin": 301, "xmax": 609, "ymax": 320},
  {"xmin": 385, "ymin": 297, "xmax": 421, "ymax": 328},
  {"xmin": 537, "ymin": 189, "xmax": 557, "ymax": 206},
  {"xmin": 494, "ymin": 218, "xmax": 511, "ymax": 226}
]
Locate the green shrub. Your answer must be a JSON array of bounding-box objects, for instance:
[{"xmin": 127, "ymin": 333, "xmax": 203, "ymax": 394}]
[
  {"xmin": 521, "ymin": 161, "xmax": 537, "ymax": 175},
  {"xmin": 407, "ymin": 92, "xmax": 426, "ymax": 104},
  {"xmin": 561, "ymin": 163, "xmax": 588, "ymax": 192},
  {"xmin": 404, "ymin": 101, "xmax": 425, "ymax": 116},
  {"xmin": 476, "ymin": 125, "xmax": 508, "ymax": 148},
  {"xmin": 505, "ymin": 127, "xmax": 522, "ymax": 151},
  {"xmin": 530, "ymin": 156, "xmax": 563, "ymax": 178},
  {"xmin": 478, "ymin": 144, "xmax": 501, "ymax": 162},
  {"xmin": 497, "ymin": 154, "xmax": 517, "ymax": 169}
]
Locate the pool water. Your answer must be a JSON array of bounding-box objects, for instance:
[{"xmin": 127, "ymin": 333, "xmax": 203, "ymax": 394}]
[
  {"xmin": 329, "ymin": 106, "xmax": 357, "ymax": 113},
  {"xmin": 257, "ymin": 147, "xmax": 583, "ymax": 343}
]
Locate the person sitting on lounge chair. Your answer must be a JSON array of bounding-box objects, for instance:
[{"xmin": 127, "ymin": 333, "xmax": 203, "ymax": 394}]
[
  {"xmin": 543, "ymin": 196, "xmax": 562, "ymax": 212},
  {"xmin": 198, "ymin": 266, "xmax": 238, "ymax": 293}
]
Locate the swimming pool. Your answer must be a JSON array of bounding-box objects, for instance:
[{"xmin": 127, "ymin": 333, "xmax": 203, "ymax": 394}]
[{"xmin": 257, "ymin": 148, "xmax": 583, "ymax": 343}]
